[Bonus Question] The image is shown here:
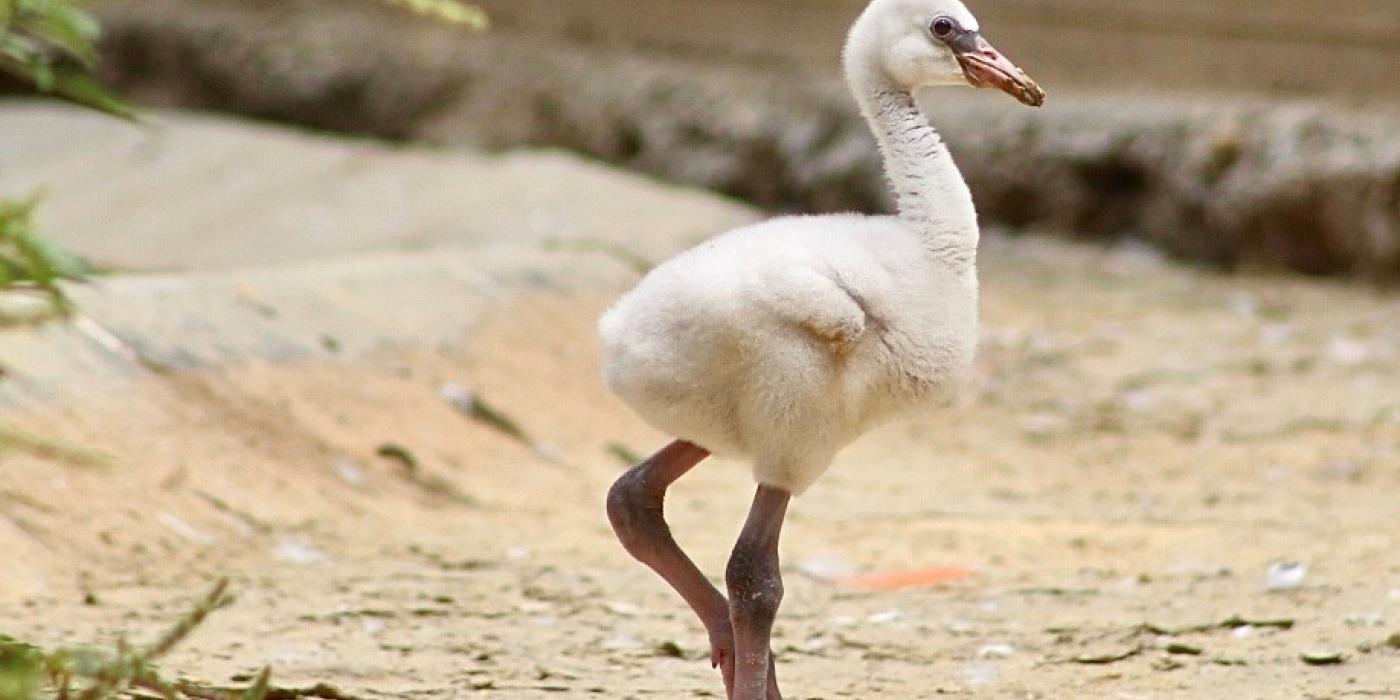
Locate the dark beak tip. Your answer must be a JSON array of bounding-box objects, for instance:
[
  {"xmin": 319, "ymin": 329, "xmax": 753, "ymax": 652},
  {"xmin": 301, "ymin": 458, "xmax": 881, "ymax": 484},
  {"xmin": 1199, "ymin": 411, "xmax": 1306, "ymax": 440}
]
[{"xmin": 959, "ymin": 48, "xmax": 1045, "ymax": 108}]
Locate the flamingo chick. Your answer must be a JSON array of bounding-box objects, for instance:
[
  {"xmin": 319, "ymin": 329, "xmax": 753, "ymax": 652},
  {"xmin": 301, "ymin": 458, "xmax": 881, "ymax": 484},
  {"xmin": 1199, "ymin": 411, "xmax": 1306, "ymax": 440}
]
[{"xmin": 600, "ymin": 1, "xmax": 1044, "ymax": 697}]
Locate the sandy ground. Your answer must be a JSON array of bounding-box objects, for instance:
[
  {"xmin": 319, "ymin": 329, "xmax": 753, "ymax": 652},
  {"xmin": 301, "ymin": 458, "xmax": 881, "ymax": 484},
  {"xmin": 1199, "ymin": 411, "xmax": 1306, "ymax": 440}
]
[
  {"xmin": 1, "ymin": 233, "xmax": 1397, "ymax": 699},
  {"xmin": 1, "ymin": 104, "xmax": 1398, "ymax": 700}
]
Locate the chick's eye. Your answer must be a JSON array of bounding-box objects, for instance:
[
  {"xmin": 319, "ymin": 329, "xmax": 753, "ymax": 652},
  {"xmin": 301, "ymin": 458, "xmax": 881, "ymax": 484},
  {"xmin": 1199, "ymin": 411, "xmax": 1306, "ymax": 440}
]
[{"xmin": 931, "ymin": 17, "xmax": 955, "ymax": 38}]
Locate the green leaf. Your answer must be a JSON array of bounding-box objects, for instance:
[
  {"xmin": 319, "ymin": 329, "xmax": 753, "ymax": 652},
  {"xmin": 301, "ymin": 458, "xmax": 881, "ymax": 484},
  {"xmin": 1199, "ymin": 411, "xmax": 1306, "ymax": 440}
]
[
  {"xmin": 0, "ymin": 191, "xmax": 40, "ymax": 222},
  {"xmin": 48, "ymin": 66, "xmax": 142, "ymax": 121},
  {"xmin": 0, "ymin": 0, "xmax": 143, "ymax": 121},
  {"xmin": 0, "ymin": 27, "xmax": 52, "ymax": 90},
  {"xmin": 241, "ymin": 666, "xmax": 272, "ymax": 700},
  {"xmin": 0, "ymin": 637, "xmax": 45, "ymax": 700},
  {"xmin": 17, "ymin": 4, "xmax": 100, "ymax": 66},
  {"xmin": 381, "ymin": 0, "xmax": 489, "ymax": 30},
  {"xmin": 17, "ymin": 228, "xmax": 90, "ymax": 280},
  {"xmin": 0, "ymin": 256, "xmax": 36, "ymax": 286},
  {"xmin": 0, "ymin": 192, "xmax": 90, "ymax": 314},
  {"xmin": 13, "ymin": 237, "xmax": 59, "ymax": 294}
]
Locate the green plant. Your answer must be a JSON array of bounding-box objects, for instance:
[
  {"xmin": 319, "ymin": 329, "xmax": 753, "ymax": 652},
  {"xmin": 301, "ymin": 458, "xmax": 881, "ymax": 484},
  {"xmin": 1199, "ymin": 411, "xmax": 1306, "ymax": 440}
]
[
  {"xmin": 0, "ymin": 0, "xmax": 137, "ymax": 118},
  {"xmin": 1, "ymin": 2, "xmax": 129, "ymax": 321},
  {"xmin": 379, "ymin": 0, "xmax": 489, "ymax": 30},
  {"xmin": 0, "ymin": 193, "xmax": 90, "ymax": 317},
  {"xmin": 0, "ymin": 579, "xmax": 271, "ymax": 700}
]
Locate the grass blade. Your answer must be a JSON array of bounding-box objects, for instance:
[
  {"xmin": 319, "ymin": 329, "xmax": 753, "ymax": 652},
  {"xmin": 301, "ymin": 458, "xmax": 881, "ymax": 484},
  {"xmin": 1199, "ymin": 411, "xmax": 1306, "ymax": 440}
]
[{"xmin": 380, "ymin": 0, "xmax": 489, "ymax": 30}]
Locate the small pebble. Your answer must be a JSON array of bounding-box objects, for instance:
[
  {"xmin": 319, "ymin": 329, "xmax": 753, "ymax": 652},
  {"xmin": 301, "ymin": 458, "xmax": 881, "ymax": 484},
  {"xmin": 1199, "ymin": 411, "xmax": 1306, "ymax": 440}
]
[
  {"xmin": 1265, "ymin": 561, "xmax": 1307, "ymax": 591},
  {"xmin": 440, "ymin": 383, "xmax": 475, "ymax": 411},
  {"xmin": 1228, "ymin": 294, "xmax": 1258, "ymax": 319},
  {"xmin": 1260, "ymin": 323, "xmax": 1298, "ymax": 346},
  {"xmin": 798, "ymin": 553, "xmax": 855, "ymax": 581},
  {"xmin": 1299, "ymin": 650, "xmax": 1345, "ymax": 666},
  {"xmin": 946, "ymin": 620, "xmax": 976, "ymax": 634},
  {"xmin": 961, "ymin": 662, "xmax": 997, "ymax": 687},
  {"xmin": 1344, "ymin": 614, "xmax": 1385, "ymax": 627},
  {"xmin": 602, "ymin": 631, "xmax": 643, "ymax": 650},
  {"xmin": 275, "ymin": 539, "xmax": 327, "ymax": 565},
  {"xmin": 157, "ymin": 512, "xmax": 214, "ymax": 545},
  {"xmin": 976, "ymin": 643, "xmax": 1016, "ymax": 659},
  {"xmin": 1327, "ymin": 337, "xmax": 1371, "ymax": 366},
  {"xmin": 827, "ymin": 613, "xmax": 857, "ymax": 627},
  {"xmin": 866, "ymin": 609, "xmax": 902, "ymax": 624},
  {"xmin": 603, "ymin": 601, "xmax": 641, "ymax": 617},
  {"xmin": 332, "ymin": 458, "xmax": 365, "ymax": 485}
]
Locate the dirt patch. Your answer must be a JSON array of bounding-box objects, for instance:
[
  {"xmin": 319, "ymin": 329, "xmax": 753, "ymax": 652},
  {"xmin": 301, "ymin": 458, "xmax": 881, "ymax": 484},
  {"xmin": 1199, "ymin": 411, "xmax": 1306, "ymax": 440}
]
[{"xmin": 1, "ymin": 236, "xmax": 1396, "ymax": 698}]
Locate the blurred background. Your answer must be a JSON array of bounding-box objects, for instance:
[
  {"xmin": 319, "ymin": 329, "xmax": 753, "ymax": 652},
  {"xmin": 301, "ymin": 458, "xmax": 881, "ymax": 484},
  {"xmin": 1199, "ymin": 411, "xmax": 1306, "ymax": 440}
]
[
  {"xmin": 5, "ymin": 0, "xmax": 1400, "ymax": 277},
  {"xmin": 479, "ymin": 0, "xmax": 1400, "ymax": 101},
  {"xmin": 0, "ymin": 2, "xmax": 1398, "ymax": 699},
  {"xmin": 65, "ymin": 0, "xmax": 1400, "ymax": 277}
]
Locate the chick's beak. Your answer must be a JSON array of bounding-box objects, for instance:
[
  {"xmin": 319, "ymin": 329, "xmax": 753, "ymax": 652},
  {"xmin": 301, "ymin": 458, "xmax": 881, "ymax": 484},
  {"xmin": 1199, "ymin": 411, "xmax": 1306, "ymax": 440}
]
[{"xmin": 954, "ymin": 34, "xmax": 1045, "ymax": 107}]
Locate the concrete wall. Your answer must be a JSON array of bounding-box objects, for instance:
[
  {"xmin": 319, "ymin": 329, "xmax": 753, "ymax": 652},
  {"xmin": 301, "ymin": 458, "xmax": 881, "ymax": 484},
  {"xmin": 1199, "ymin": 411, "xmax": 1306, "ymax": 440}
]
[
  {"xmin": 88, "ymin": 0, "xmax": 1400, "ymax": 279},
  {"xmin": 476, "ymin": 0, "xmax": 1400, "ymax": 104}
]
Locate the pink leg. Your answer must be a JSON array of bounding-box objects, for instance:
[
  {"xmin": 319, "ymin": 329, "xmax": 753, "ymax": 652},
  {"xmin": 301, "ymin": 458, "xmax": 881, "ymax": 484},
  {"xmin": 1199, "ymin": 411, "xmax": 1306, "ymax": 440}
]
[
  {"xmin": 726, "ymin": 485, "xmax": 791, "ymax": 700},
  {"xmin": 607, "ymin": 441, "xmax": 740, "ymax": 696}
]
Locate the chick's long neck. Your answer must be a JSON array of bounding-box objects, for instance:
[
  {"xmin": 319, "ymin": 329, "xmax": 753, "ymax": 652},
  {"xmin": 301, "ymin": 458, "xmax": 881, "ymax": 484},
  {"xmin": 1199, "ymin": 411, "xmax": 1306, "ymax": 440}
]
[{"xmin": 850, "ymin": 65, "xmax": 980, "ymax": 271}]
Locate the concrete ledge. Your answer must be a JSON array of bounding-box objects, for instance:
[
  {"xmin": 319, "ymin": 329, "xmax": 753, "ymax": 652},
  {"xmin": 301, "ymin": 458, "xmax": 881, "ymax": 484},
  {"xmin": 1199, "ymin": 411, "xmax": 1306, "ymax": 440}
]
[{"xmin": 0, "ymin": 103, "xmax": 757, "ymax": 405}]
